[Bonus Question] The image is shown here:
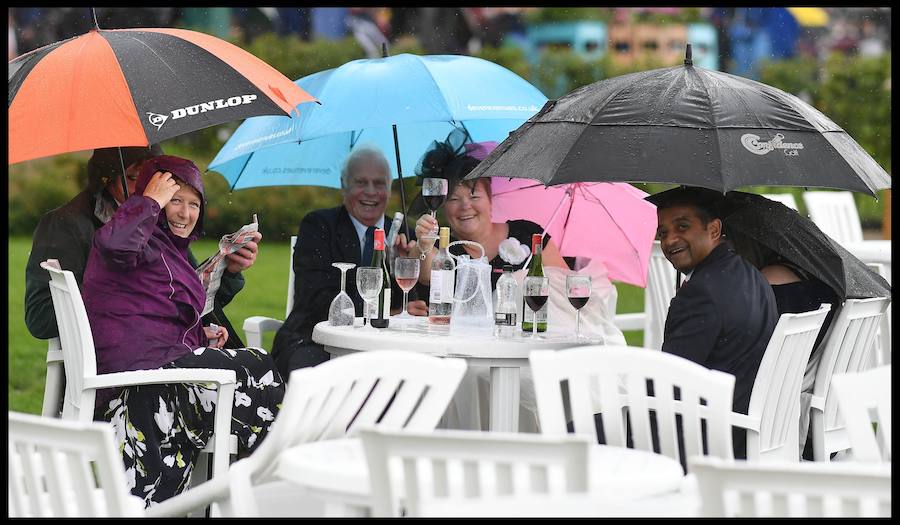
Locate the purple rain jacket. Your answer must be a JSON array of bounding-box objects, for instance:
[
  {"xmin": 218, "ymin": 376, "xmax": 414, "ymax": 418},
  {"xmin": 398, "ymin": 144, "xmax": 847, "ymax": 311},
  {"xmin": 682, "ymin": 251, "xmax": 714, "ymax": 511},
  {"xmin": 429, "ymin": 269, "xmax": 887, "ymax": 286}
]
[{"xmin": 82, "ymin": 155, "xmax": 208, "ymax": 374}]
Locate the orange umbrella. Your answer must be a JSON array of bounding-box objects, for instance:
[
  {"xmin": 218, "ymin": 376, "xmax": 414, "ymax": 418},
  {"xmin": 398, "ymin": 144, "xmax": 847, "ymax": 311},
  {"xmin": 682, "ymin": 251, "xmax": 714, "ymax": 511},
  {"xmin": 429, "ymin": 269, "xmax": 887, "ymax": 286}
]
[{"xmin": 9, "ymin": 26, "xmax": 317, "ymax": 165}]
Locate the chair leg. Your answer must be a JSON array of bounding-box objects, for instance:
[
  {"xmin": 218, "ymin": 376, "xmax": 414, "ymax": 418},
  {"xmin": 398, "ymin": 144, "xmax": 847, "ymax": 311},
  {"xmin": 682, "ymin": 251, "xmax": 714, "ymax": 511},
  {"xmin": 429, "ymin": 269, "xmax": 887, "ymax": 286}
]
[{"xmin": 42, "ymin": 361, "xmax": 65, "ymax": 417}]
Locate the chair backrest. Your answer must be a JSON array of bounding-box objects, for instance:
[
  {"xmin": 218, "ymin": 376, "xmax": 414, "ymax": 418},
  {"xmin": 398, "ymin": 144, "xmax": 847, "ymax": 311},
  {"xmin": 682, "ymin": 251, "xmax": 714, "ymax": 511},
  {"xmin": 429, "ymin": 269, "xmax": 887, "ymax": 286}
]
[
  {"xmin": 801, "ymin": 191, "xmax": 864, "ymax": 245},
  {"xmin": 810, "ymin": 296, "xmax": 890, "ymax": 460},
  {"xmin": 248, "ymin": 351, "xmax": 467, "ymax": 485},
  {"xmin": 745, "ymin": 306, "xmax": 831, "ymax": 462},
  {"xmin": 530, "ymin": 345, "xmax": 736, "ymax": 469},
  {"xmin": 644, "ymin": 241, "xmax": 679, "ymax": 349},
  {"xmin": 42, "ymin": 337, "xmax": 65, "ymax": 418},
  {"xmin": 285, "ymin": 235, "xmax": 297, "ymax": 318},
  {"xmin": 360, "ymin": 427, "xmax": 592, "ymax": 517},
  {"xmin": 760, "ymin": 193, "xmax": 799, "ymax": 211},
  {"xmin": 40, "ymin": 260, "xmax": 98, "ymax": 421},
  {"xmin": 8, "ymin": 411, "xmax": 144, "ymax": 517},
  {"xmin": 866, "ymin": 263, "xmax": 891, "ymax": 367},
  {"xmin": 831, "ymin": 365, "xmax": 891, "ymax": 462},
  {"xmin": 689, "ymin": 455, "xmax": 891, "ymax": 517}
]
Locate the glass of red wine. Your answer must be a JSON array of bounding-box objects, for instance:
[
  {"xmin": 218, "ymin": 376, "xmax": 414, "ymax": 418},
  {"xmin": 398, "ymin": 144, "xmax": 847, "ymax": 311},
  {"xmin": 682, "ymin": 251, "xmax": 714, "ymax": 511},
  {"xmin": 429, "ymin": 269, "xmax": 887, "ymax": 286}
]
[
  {"xmin": 393, "ymin": 256, "xmax": 420, "ymax": 322},
  {"xmin": 566, "ymin": 273, "xmax": 592, "ymax": 340},
  {"xmin": 523, "ymin": 276, "xmax": 550, "ymax": 337},
  {"xmin": 418, "ymin": 177, "xmax": 449, "ymax": 255}
]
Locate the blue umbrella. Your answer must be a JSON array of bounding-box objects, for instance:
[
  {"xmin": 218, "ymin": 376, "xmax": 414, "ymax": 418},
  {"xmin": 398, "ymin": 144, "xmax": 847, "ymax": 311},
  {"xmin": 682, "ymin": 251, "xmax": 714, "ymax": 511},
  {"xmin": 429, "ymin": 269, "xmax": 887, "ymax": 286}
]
[{"xmin": 209, "ymin": 53, "xmax": 547, "ymax": 200}]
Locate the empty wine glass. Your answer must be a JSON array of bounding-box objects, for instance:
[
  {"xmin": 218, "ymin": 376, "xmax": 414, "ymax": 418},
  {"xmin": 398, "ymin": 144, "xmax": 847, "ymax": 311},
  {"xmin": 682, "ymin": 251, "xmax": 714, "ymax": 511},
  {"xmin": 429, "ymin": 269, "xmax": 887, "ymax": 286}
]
[
  {"xmin": 523, "ymin": 276, "xmax": 550, "ymax": 337},
  {"xmin": 418, "ymin": 177, "xmax": 449, "ymax": 255},
  {"xmin": 393, "ymin": 257, "xmax": 420, "ymax": 321},
  {"xmin": 355, "ymin": 266, "xmax": 383, "ymax": 330},
  {"xmin": 566, "ymin": 273, "xmax": 592, "ymax": 340},
  {"xmin": 328, "ymin": 262, "xmax": 357, "ymax": 326}
]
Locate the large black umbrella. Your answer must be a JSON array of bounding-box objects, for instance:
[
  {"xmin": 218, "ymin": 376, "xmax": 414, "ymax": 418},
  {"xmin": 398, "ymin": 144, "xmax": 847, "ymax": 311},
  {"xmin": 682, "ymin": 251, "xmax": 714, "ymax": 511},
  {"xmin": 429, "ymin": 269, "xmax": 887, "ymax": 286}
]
[
  {"xmin": 466, "ymin": 46, "xmax": 890, "ymax": 197},
  {"xmin": 721, "ymin": 191, "xmax": 890, "ymax": 301}
]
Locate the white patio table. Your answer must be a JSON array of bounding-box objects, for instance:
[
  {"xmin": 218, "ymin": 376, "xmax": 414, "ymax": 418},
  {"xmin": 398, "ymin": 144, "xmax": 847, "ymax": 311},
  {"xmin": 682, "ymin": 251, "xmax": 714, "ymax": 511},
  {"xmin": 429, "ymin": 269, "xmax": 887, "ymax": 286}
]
[
  {"xmin": 273, "ymin": 437, "xmax": 690, "ymax": 517},
  {"xmin": 313, "ymin": 319, "xmax": 603, "ymax": 433}
]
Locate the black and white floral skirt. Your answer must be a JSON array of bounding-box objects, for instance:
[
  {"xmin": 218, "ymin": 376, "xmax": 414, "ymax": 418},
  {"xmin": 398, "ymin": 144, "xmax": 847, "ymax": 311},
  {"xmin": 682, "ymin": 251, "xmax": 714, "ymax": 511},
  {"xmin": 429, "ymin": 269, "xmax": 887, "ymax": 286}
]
[{"xmin": 95, "ymin": 346, "xmax": 285, "ymax": 508}]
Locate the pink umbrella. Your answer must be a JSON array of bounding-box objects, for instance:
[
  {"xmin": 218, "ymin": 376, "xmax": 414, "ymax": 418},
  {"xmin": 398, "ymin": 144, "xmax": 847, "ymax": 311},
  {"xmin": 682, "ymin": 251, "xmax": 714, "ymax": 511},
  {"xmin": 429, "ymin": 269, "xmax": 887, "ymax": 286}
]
[{"xmin": 491, "ymin": 178, "xmax": 658, "ymax": 287}]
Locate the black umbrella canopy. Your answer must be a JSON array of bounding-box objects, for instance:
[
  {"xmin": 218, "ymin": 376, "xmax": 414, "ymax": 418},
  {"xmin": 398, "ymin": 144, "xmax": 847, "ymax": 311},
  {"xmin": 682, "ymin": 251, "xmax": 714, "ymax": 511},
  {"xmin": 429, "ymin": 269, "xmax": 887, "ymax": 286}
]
[
  {"xmin": 721, "ymin": 192, "xmax": 890, "ymax": 301},
  {"xmin": 466, "ymin": 51, "xmax": 890, "ymax": 197}
]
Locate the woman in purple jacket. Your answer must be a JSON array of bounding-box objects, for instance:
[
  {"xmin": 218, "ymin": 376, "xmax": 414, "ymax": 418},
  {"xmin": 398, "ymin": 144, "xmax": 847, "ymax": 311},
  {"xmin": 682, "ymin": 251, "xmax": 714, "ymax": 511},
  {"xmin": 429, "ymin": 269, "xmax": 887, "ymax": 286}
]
[{"xmin": 83, "ymin": 155, "xmax": 284, "ymax": 507}]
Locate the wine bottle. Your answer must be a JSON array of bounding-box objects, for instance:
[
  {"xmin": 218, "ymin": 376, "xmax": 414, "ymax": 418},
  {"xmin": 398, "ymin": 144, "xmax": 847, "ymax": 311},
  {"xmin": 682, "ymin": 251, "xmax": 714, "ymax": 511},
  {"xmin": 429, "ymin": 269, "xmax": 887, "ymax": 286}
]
[
  {"xmin": 522, "ymin": 233, "xmax": 547, "ymax": 333},
  {"xmin": 384, "ymin": 211, "xmax": 404, "ymax": 274},
  {"xmin": 428, "ymin": 227, "xmax": 455, "ymax": 325},
  {"xmin": 494, "ymin": 265, "xmax": 518, "ymax": 337},
  {"xmin": 369, "ymin": 228, "xmax": 391, "ymax": 329}
]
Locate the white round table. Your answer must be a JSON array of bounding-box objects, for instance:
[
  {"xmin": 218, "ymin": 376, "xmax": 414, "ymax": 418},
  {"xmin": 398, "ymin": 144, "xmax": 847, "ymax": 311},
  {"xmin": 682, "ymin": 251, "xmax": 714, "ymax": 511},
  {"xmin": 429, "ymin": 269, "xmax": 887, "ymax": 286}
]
[
  {"xmin": 313, "ymin": 319, "xmax": 602, "ymax": 433},
  {"xmin": 274, "ymin": 437, "xmax": 687, "ymax": 517}
]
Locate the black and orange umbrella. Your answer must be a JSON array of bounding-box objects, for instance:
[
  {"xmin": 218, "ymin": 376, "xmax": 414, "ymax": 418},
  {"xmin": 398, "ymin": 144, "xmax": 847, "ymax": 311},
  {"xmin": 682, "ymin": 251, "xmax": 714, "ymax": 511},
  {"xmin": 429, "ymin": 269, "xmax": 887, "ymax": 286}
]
[{"xmin": 8, "ymin": 25, "xmax": 317, "ymax": 165}]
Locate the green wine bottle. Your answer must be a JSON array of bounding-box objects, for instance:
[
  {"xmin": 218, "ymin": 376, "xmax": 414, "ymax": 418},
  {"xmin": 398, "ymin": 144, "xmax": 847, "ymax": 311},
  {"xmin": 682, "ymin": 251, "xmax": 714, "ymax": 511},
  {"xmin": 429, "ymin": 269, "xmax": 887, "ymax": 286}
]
[
  {"xmin": 521, "ymin": 233, "xmax": 547, "ymax": 333},
  {"xmin": 369, "ymin": 228, "xmax": 391, "ymax": 329}
]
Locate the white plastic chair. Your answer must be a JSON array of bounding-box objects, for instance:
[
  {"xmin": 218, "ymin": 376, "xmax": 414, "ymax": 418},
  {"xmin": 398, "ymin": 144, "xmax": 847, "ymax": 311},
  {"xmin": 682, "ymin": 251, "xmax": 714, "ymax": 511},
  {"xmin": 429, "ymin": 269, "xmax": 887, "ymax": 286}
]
[
  {"xmin": 530, "ymin": 345, "xmax": 736, "ymax": 470},
  {"xmin": 866, "ymin": 263, "xmax": 891, "ymax": 367},
  {"xmin": 41, "ymin": 337, "xmax": 64, "ymax": 417},
  {"xmin": 830, "ymin": 365, "xmax": 891, "ymax": 462},
  {"xmin": 689, "ymin": 455, "xmax": 891, "ymax": 517},
  {"xmin": 243, "ymin": 235, "xmax": 296, "ymax": 348},
  {"xmin": 40, "ymin": 260, "xmax": 238, "ymax": 483},
  {"xmin": 360, "ymin": 427, "xmax": 592, "ymax": 517},
  {"xmin": 733, "ymin": 306, "xmax": 831, "ymax": 462},
  {"xmin": 807, "ymin": 296, "xmax": 891, "ymax": 461},
  {"xmin": 802, "ymin": 191, "xmax": 864, "ymax": 245},
  {"xmin": 760, "ymin": 193, "xmax": 799, "ymax": 211},
  {"xmin": 614, "ymin": 241, "xmax": 679, "ymax": 349},
  {"xmin": 8, "ymin": 411, "xmax": 145, "ymax": 517},
  {"xmin": 145, "ymin": 351, "xmax": 468, "ymax": 517}
]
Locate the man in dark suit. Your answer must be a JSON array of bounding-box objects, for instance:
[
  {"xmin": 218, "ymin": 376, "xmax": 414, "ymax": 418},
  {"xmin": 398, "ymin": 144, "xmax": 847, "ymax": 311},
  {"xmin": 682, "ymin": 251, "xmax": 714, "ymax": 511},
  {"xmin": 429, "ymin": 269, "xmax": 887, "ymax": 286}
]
[
  {"xmin": 272, "ymin": 147, "xmax": 427, "ymax": 379},
  {"xmin": 651, "ymin": 186, "xmax": 779, "ymax": 460}
]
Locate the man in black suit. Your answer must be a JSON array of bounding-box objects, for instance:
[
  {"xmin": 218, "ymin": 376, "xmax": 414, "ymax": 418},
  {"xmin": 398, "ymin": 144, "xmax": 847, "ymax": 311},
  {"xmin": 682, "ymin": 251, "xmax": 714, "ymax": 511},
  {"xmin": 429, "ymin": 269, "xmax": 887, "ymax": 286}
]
[
  {"xmin": 651, "ymin": 187, "xmax": 779, "ymax": 460},
  {"xmin": 271, "ymin": 147, "xmax": 427, "ymax": 379}
]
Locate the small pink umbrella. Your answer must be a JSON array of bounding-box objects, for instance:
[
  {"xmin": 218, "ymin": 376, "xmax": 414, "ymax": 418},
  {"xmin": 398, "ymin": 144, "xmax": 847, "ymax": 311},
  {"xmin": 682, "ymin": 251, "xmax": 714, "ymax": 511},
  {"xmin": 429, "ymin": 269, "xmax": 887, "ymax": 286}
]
[{"xmin": 491, "ymin": 177, "xmax": 658, "ymax": 287}]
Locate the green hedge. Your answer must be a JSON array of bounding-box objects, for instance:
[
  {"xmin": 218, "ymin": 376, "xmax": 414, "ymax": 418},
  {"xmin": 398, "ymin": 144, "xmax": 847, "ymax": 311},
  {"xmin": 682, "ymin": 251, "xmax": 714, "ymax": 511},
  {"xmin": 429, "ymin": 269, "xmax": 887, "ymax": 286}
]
[{"xmin": 8, "ymin": 33, "xmax": 890, "ymax": 239}]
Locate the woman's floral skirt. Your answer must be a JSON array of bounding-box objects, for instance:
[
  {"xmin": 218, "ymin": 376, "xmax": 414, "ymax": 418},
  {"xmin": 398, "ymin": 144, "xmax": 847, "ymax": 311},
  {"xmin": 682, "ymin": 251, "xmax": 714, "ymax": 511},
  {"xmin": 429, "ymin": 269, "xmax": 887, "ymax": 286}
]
[{"xmin": 95, "ymin": 346, "xmax": 285, "ymax": 508}]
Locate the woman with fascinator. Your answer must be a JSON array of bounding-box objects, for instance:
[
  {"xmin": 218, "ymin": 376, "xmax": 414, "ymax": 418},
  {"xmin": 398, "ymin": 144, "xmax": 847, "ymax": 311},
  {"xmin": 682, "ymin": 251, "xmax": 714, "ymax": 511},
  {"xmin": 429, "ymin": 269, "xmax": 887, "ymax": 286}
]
[{"xmin": 411, "ymin": 130, "xmax": 568, "ymax": 290}]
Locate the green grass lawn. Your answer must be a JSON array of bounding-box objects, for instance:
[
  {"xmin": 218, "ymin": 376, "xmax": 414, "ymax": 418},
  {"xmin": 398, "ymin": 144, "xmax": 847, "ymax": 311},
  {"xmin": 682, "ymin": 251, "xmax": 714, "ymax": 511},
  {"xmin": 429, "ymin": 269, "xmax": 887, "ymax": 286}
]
[{"xmin": 8, "ymin": 236, "xmax": 644, "ymax": 415}]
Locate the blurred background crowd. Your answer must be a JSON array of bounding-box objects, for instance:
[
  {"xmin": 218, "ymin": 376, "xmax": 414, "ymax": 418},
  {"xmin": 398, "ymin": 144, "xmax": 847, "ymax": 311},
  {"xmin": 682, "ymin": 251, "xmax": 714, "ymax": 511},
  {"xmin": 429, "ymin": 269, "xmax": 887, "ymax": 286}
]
[{"xmin": 9, "ymin": 7, "xmax": 891, "ymax": 77}]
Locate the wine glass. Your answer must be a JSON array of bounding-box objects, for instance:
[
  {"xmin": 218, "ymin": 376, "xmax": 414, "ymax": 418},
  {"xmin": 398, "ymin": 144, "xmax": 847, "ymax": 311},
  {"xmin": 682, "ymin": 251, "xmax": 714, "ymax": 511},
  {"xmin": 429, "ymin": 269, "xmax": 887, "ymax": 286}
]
[
  {"xmin": 523, "ymin": 276, "xmax": 550, "ymax": 337},
  {"xmin": 328, "ymin": 262, "xmax": 357, "ymax": 326},
  {"xmin": 566, "ymin": 273, "xmax": 592, "ymax": 340},
  {"xmin": 418, "ymin": 177, "xmax": 449, "ymax": 255},
  {"xmin": 393, "ymin": 257, "xmax": 420, "ymax": 321},
  {"xmin": 355, "ymin": 266, "xmax": 383, "ymax": 330}
]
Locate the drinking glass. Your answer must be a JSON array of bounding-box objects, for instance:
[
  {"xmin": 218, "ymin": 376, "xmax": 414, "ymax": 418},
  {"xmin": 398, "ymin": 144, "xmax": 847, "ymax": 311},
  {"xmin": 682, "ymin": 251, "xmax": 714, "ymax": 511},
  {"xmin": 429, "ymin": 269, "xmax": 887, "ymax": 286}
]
[
  {"xmin": 566, "ymin": 273, "xmax": 592, "ymax": 340},
  {"xmin": 523, "ymin": 276, "xmax": 550, "ymax": 337},
  {"xmin": 393, "ymin": 257, "xmax": 420, "ymax": 320},
  {"xmin": 355, "ymin": 266, "xmax": 383, "ymax": 330},
  {"xmin": 328, "ymin": 263, "xmax": 357, "ymax": 326},
  {"xmin": 418, "ymin": 177, "xmax": 449, "ymax": 255}
]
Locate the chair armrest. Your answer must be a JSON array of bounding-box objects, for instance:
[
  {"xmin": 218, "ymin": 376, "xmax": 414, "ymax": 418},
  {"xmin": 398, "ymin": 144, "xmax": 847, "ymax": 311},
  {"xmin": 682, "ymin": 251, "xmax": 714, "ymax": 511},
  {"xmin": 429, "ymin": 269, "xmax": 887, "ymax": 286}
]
[
  {"xmin": 243, "ymin": 316, "xmax": 284, "ymax": 348},
  {"xmin": 730, "ymin": 411, "xmax": 760, "ymax": 432},
  {"xmin": 83, "ymin": 368, "xmax": 237, "ymax": 390},
  {"xmin": 614, "ymin": 312, "xmax": 645, "ymax": 331},
  {"xmin": 808, "ymin": 394, "xmax": 825, "ymax": 412},
  {"xmin": 145, "ymin": 473, "xmax": 230, "ymax": 517}
]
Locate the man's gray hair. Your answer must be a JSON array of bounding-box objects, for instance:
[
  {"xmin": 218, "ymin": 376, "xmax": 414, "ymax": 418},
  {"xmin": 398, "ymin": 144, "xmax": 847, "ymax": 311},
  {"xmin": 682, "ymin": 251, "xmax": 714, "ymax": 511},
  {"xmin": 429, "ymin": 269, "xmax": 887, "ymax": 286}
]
[{"xmin": 340, "ymin": 146, "xmax": 392, "ymax": 191}]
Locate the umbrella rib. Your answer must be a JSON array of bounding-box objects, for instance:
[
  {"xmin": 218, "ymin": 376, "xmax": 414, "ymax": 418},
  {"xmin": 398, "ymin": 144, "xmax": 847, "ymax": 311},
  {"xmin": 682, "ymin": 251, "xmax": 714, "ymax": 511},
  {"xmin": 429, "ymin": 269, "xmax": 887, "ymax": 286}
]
[
  {"xmin": 578, "ymin": 185, "xmax": 643, "ymax": 264},
  {"xmin": 227, "ymin": 150, "xmax": 256, "ymax": 192},
  {"xmin": 690, "ymin": 67, "xmax": 727, "ymax": 193}
]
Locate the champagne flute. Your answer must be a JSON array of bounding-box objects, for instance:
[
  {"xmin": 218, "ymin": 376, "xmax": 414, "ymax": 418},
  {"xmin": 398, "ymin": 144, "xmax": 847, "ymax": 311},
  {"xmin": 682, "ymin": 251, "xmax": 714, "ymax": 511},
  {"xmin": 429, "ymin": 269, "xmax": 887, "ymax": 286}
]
[
  {"xmin": 355, "ymin": 266, "xmax": 383, "ymax": 330},
  {"xmin": 328, "ymin": 262, "xmax": 357, "ymax": 326},
  {"xmin": 418, "ymin": 177, "xmax": 448, "ymax": 256},
  {"xmin": 523, "ymin": 276, "xmax": 550, "ymax": 337},
  {"xmin": 566, "ymin": 273, "xmax": 592, "ymax": 340},
  {"xmin": 393, "ymin": 257, "xmax": 420, "ymax": 321}
]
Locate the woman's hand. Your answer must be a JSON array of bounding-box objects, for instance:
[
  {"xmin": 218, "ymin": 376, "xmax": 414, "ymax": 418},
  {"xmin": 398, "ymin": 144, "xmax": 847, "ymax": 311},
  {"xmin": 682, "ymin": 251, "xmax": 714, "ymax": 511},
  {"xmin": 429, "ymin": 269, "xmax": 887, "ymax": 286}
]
[
  {"xmin": 203, "ymin": 324, "xmax": 229, "ymax": 349},
  {"xmin": 143, "ymin": 171, "xmax": 180, "ymax": 208},
  {"xmin": 406, "ymin": 299, "xmax": 429, "ymax": 316},
  {"xmin": 414, "ymin": 213, "xmax": 439, "ymax": 241}
]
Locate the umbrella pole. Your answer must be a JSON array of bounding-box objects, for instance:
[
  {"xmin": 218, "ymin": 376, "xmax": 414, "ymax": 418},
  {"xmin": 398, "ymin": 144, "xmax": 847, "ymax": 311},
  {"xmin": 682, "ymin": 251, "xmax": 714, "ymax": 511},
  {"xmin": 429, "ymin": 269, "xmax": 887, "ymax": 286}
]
[
  {"xmin": 391, "ymin": 124, "xmax": 411, "ymax": 240},
  {"xmin": 116, "ymin": 147, "xmax": 129, "ymax": 199}
]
